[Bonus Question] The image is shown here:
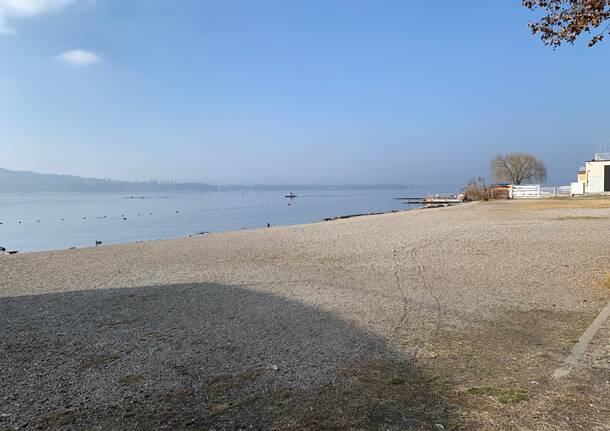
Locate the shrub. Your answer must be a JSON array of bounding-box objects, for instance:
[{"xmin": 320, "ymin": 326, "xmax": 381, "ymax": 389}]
[{"xmin": 462, "ymin": 177, "xmax": 492, "ymax": 201}]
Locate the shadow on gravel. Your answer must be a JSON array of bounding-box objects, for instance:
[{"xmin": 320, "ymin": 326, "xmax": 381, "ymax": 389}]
[{"xmin": 0, "ymin": 283, "xmax": 456, "ymax": 430}]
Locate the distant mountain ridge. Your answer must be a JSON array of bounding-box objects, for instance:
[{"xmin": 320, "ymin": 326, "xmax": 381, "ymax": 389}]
[{"xmin": 0, "ymin": 168, "xmax": 413, "ymax": 193}]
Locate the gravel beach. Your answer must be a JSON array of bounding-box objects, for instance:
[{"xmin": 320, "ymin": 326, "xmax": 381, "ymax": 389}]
[{"xmin": 1, "ymin": 200, "xmax": 610, "ymax": 430}]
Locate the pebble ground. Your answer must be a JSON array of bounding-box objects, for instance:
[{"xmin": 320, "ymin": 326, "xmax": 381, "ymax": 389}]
[{"xmin": 1, "ymin": 200, "xmax": 609, "ymax": 430}]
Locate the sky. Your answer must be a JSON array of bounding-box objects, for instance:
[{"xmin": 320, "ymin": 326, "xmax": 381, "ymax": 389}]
[{"xmin": 1, "ymin": 0, "xmax": 609, "ymax": 187}]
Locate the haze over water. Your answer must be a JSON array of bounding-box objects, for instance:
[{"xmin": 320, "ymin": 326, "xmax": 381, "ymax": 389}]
[{"xmin": 0, "ymin": 189, "xmax": 424, "ymax": 252}]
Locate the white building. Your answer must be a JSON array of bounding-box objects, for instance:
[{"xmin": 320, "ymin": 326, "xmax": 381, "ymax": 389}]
[{"xmin": 578, "ymin": 153, "xmax": 610, "ymax": 194}]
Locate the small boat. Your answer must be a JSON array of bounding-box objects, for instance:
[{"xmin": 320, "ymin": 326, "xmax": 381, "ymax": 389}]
[{"xmin": 285, "ymin": 192, "xmax": 297, "ymax": 198}]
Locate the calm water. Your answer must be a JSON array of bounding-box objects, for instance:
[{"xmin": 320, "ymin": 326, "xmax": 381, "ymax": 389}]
[{"xmin": 0, "ymin": 189, "xmax": 423, "ymax": 252}]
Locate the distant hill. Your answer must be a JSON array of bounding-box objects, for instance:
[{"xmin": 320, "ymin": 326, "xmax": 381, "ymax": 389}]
[
  {"xmin": 0, "ymin": 168, "xmax": 215, "ymax": 193},
  {"xmin": 0, "ymin": 168, "xmax": 413, "ymax": 193}
]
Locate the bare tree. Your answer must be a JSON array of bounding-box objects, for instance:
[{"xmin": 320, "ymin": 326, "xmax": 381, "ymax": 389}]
[
  {"xmin": 491, "ymin": 154, "xmax": 547, "ymax": 185},
  {"xmin": 523, "ymin": 0, "xmax": 610, "ymax": 47}
]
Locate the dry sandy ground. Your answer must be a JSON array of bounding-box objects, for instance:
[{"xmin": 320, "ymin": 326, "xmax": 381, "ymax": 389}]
[{"xmin": 1, "ymin": 199, "xmax": 610, "ymax": 430}]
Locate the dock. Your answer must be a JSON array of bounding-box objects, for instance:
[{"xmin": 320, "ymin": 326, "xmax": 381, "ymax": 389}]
[{"xmin": 394, "ymin": 197, "xmax": 464, "ymax": 204}]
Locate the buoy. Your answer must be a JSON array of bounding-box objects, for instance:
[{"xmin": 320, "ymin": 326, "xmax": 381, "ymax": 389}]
[{"xmin": 83, "ymin": 216, "xmax": 87, "ymax": 219}]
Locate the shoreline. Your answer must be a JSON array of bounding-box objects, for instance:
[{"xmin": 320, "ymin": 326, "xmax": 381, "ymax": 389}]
[{"xmin": 1, "ymin": 202, "xmax": 463, "ymax": 255}]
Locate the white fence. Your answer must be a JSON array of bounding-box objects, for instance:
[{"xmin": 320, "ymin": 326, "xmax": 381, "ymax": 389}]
[
  {"xmin": 511, "ymin": 185, "xmax": 540, "ymax": 199},
  {"xmin": 571, "ymin": 182, "xmax": 585, "ymax": 195},
  {"xmin": 541, "ymin": 186, "xmax": 571, "ymax": 197},
  {"xmin": 510, "ymin": 184, "xmax": 572, "ymax": 199}
]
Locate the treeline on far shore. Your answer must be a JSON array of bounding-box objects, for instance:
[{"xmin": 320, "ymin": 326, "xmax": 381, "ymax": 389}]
[{"xmin": 0, "ymin": 168, "xmax": 413, "ymax": 194}]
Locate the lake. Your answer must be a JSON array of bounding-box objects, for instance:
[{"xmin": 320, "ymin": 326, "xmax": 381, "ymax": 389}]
[{"xmin": 0, "ymin": 189, "xmax": 426, "ymax": 252}]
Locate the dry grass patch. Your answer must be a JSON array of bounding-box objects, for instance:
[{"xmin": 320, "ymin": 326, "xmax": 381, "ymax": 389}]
[
  {"xmin": 118, "ymin": 374, "xmax": 143, "ymax": 385},
  {"xmin": 80, "ymin": 352, "xmax": 120, "ymax": 370},
  {"xmin": 465, "ymin": 386, "xmax": 529, "ymax": 404},
  {"xmin": 596, "ymin": 274, "xmax": 610, "ymax": 291},
  {"xmin": 209, "ymin": 403, "xmax": 230, "ymax": 416},
  {"xmin": 61, "ymin": 360, "xmax": 456, "ymax": 430},
  {"xmin": 386, "ymin": 376, "xmax": 407, "ymax": 385},
  {"xmin": 37, "ymin": 408, "xmax": 77, "ymax": 428},
  {"xmin": 508, "ymin": 197, "xmax": 610, "ymax": 210}
]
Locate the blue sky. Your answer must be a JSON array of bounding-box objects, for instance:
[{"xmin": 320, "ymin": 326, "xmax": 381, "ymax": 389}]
[{"xmin": 1, "ymin": 0, "xmax": 609, "ymax": 186}]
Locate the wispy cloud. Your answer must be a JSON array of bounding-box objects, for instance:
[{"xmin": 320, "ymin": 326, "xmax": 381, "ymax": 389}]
[
  {"xmin": 0, "ymin": 0, "xmax": 76, "ymax": 34},
  {"xmin": 56, "ymin": 49, "xmax": 101, "ymax": 66}
]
